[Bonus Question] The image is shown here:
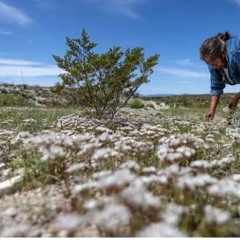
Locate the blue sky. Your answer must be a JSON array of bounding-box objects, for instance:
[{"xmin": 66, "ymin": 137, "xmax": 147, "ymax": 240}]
[{"xmin": 0, "ymin": 0, "xmax": 240, "ymax": 95}]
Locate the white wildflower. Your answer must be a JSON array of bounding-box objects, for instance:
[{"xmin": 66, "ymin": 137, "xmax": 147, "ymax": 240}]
[
  {"xmin": 157, "ymin": 164, "xmax": 180, "ymax": 178},
  {"xmin": 66, "ymin": 163, "xmax": 89, "ymax": 173},
  {"xmin": 0, "ymin": 224, "xmax": 30, "ymax": 237},
  {"xmin": 11, "ymin": 131, "xmax": 30, "ymax": 145},
  {"xmin": 0, "ymin": 162, "xmax": 5, "ymax": 169},
  {"xmin": 78, "ymin": 142, "xmax": 101, "ymax": 156},
  {"xmin": 209, "ymin": 156, "xmax": 234, "ymax": 167},
  {"xmin": 168, "ymin": 137, "xmax": 181, "ymax": 148},
  {"xmin": 140, "ymin": 175, "xmax": 168, "ymax": 185},
  {"xmin": 166, "ymin": 152, "xmax": 183, "ymax": 162},
  {"xmin": 62, "ymin": 133, "xmax": 94, "ymax": 149},
  {"xmin": 207, "ymin": 179, "xmax": 240, "ymax": 198},
  {"xmin": 157, "ymin": 140, "xmax": 195, "ymax": 163},
  {"xmin": 162, "ymin": 203, "xmax": 188, "ymax": 226},
  {"xmin": 223, "ymin": 107, "xmax": 229, "ymax": 113},
  {"xmin": 83, "ymin": 199, "xmax": 98, "ymax": 211},
  {"xmin": 0, "ymin": 130, "xmax": 14, "ymax": 138},
  {"xmin": 114, "ymin": 140, "xmax": 132, "ymax": 153},
  {"xmin": 176, "ymin": 146, "xmax": 196, "ymax": 158},
  {"xmin": 96, "ymin": 169, "xmax": 136, "ymax": 191},
  {"xmin": 132, "ymin": 141, "xmax": 153, "ymax": 156},
  {"xmin": 54, "ymin": 213, "xmax": 84, "ymax": 230},
  {"xmin": 94, "ymin": 204, "xmax": 132, "ymax": 234},
  {"xmin": 190, "ymin": 160, "xmax": 210, "ymax": 168},
  {"xmin": 177, "ymin": 173, "xmax": 217, "ymax": 190},
  {"xmin": 121, "ymin": 182, "xmax": 161, "ymax": 211},
  {"xmin": 204, "ymin": 205, "xmax": 230, "ymax": 225},
  {"xmin": 119, "ymin": 160, "xmax": 140, "ymax": 171},
  {"xmin": 95, "ymin": 126, "xmax": 113, "ymax": 133},
  {"xmin": 41, "ymin": 145, "xmax": 66, "ymax": 161},
  {"xmin": 23, "ymin": 132, "xmax": 57, "ymax": 148},
  {"xmin": 22, "ymin": 118, "xmax": 37, "ymax": 124},
  {"xmin": 142, "ymin": 166, "xmax": 156, "ymax": 174},
  {"xmin": 2, "ymin": 119, "xmax": 14, "ymax": 125},
  {"xmin": 231, "ymin": 174, "xmax": 240, "ymax": 182},
  {"xmin": 91, "ymin": 148, "xmax": 118, "ymax": 160},
  {"xmin": 93, "ymin": 170, "xmax": 112, "ymax": 179},
  {"xmin": 73, "ymin": 181, "xmax": 97, "ymax": 194},
  {"xmin": 136, "ymin": 222, "xmax": 188, "ymax": 237},
  {"xmin": 97, "ymin": 132, "xmax": 118, "ymax": 143}
]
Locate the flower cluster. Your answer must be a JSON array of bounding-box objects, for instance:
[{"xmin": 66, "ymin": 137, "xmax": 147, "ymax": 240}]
[{"xmin": 1, "ymin": 104, "xmax": 240, "ymax": 237}]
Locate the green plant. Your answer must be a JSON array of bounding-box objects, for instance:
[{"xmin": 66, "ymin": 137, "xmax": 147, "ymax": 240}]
[
  {"xmin": 0, "ymin": 107, "xmax": 76, "ymax": 133},
  {"xmin": 0, "ymin": 93, "xmax": 26, "ymax": 106},
  {"xmin": 53, "ymin": 29, "xmax": 159, "ymax": 120},
  {"xmin": 129, "ymin": 98, "xmax": 144, "ymax": 109}
]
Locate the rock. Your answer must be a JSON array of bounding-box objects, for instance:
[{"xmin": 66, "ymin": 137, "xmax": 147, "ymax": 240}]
[
  {"xmin": 0, "ymin": 224, "xmax": 30, "ymax": 237},
  {"xmin": 0, "ymin": 175, "xmax": 22, "ymax": 198}
]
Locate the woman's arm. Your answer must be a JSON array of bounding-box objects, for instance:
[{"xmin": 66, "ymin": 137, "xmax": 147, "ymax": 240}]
[
  {"xmin": 205, "ymin": 95, "xmax": 221, "ymax": 122},
  {"xmin": 229, "ymin": 92, "xmax": 240, "ymax": 109}
]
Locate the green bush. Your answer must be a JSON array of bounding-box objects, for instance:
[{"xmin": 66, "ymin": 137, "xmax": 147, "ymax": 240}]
[
  {"xmin": 0, "ymin": 93, "xmax": 26, "ymax": 106},
  {"xmin": 53, "ymin": 29, "xmax": 159, "ymax": 120},
  {"xmin": 129, "ymin": 98, "xmax": 144, "ymax": 109}
]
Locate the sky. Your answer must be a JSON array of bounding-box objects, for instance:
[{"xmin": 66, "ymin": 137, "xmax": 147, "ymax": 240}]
[{"xmin": 0, "ymin": 0, "xmax": 240, "ymax": 95}]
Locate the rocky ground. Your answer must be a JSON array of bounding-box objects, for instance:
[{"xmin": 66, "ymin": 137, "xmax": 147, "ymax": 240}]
[{"xmin": 0, "ymin": 83, "xmax": 64, "ymax": 107}]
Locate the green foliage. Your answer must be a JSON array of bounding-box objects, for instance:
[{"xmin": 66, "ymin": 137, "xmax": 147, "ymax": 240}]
[
  {"xmin": 129, "ymin": 98, "xmax": 144, "ymax": 109},
  {"xmin": 0, "ymin": 93, "xmax": 26, "ymax": 106},
  {"xmin": 11, "ymin": 150, "xmax": 66, "ymax": 190},
  {"xmin": 53, "ymin": 29, "xmax": 159, "ymax": 119},
  {"xmin": 0, "ymin": 107, "xmax": 76, "ymax": 133}
]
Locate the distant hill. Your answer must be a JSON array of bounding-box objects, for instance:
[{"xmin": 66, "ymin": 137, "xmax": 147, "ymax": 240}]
[
  {"xmin": 140, "ymin": 94, "xmax": 175, "ymax": 97},
  {"xmin": 138, "ymin": 92, "xmax": 236, "ymax": 108},
  {"xmin": 0, "ymin": 83, "xmax": 237, "ymax": 109}
]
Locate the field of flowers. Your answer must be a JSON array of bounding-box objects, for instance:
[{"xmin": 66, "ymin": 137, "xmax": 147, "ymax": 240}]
[{"xmin": 0, "ymin": 99, "xmax": 240, "ymax": 237}]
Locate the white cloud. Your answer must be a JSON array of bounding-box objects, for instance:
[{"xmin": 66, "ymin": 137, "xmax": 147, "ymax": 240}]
[
  {"xmin": 0, "ymin": 58, "xmax": 41, "ymax": 66},
  {"xmin": 156, "ymin": 66, "xmax": 209, "ymax": 78},
  {"xmin": 0, "ymin": 31, "xmax": 14, "ymax": 36},
  {"xmin": 83, "ymin": 0, "xmax": 145, "ymax": 19},
  {"xmin": 229, "ymin": 0, "xmax": 240, "ymax": 7},
  {"xmin": 0, "ymin": 1, "xmax": 32, "ymax": 27},
  {"xmin": 176, "ymin": 58, "xmax": 195, "ymax": 66},
  {"xmin": 32, "ymin": 0, "xmax": 59, "ymax": 11},
  {"xmin": 0, "ymin": 58, "xmax": 64, "ymax": 77},
  {"xmin": 0, "ymin": 65, "xmax": 63, "ymax": 77}
]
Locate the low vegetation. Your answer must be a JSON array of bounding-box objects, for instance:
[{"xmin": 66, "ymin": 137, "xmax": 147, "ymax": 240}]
[{"xmin": 0, "ymin": 85, "xmax": 240, "ymax": 237}]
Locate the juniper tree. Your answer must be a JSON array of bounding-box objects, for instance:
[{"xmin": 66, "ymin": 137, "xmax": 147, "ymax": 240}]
[{"xmin": 53, "ymin": 29, "xmax": 159, "ymax": 120}]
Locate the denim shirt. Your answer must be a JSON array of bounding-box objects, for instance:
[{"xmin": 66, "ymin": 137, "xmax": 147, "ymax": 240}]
[{"xmin": 208, "ymin": 36, "xmax": 240, "ymax": 96}]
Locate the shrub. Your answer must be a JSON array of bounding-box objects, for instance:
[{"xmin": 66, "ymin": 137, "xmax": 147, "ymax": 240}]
[
  {"xmin": 0, "ymin": 93, "xmax": 26, "ymax": 106},
  {"xmin": 52, "ymin": 29, "xmax": 159, "ymax": 120},
  {"xmin": 129, "ymin": 98, "xmax": 145, "ymax": 109}
]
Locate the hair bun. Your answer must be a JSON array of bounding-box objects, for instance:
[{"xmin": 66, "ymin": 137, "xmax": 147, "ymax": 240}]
[{"xmin": 218, "ymin": 32, "xmax": 231, "ymax": 41}]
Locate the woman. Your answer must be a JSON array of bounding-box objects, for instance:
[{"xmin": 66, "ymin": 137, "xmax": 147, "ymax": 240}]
[{"xmin": 200, "ymin": 31, "xmax": 240, "ymax": 122}]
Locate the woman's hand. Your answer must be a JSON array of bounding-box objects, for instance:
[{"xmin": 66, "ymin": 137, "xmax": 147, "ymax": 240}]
[
  {"xmin": 205, "ymin": 110, "xmax": 215, "ymax": 122},
  {"xmin": 229, "ymin": 93, "xmax": 240, "ymax": 110},
  {"xmin": 205, "ymin": 95, "xmax": 220, "ymax": 122}
]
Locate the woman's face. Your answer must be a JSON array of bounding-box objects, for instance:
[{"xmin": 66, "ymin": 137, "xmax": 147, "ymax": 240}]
[{"xmin": 207, "ymin": 57, "xmax": 227, "ymax": 68}]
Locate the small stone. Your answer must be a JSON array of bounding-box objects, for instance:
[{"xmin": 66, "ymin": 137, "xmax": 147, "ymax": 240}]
[{"xmin": 3, "ymin": 207, "xmax": 17, "ymax": 217}]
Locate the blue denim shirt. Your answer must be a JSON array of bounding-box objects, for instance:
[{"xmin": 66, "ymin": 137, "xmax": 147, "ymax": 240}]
[{"xmin": 209, "ymin": 36, "xmax": 240, "ymax": 96}]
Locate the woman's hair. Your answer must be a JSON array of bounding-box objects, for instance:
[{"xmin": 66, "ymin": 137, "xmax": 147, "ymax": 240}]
[{"xmin": 199, "ymin": 32, "xmax": 231, "ymax": 63}]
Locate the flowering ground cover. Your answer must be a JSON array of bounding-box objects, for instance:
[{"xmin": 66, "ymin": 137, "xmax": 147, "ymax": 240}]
[{"xmin": 0, "ymin": 102, "xmax": 240, "ymax": 237}]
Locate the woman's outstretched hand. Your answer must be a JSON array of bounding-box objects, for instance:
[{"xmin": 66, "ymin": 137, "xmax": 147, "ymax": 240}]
[{"xmin": 205, "ymin": 110, "xmax": 215, "ymax": 122}]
